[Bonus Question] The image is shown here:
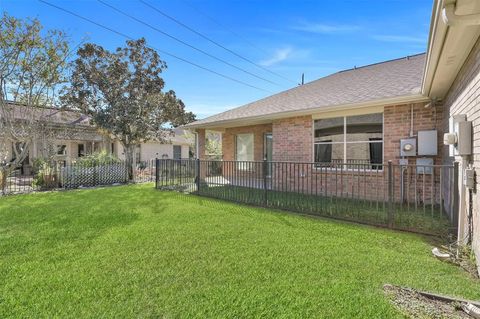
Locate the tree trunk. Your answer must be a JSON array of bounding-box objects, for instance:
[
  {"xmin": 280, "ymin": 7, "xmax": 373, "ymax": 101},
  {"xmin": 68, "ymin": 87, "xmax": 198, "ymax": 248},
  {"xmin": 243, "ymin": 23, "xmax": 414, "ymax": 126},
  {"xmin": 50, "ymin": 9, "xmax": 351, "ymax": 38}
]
[
  {"xmin": 124, "ymin": 144, "xmax": 136, "ymax": 182},
  {"xmin": 0, "ymin": 165, "xmax": 14, "ymax": 195}
]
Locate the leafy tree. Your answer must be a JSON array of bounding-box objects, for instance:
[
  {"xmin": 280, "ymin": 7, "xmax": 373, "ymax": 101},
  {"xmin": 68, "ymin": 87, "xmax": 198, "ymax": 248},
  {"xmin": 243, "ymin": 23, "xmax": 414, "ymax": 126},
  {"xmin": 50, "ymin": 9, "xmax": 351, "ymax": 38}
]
[
  {"xmin": 0, "ymin": 13, "xmax": 70, "ymax": 193},
  {"xmin": 205, "ymin": 131, "xmax": 222, "ymax": 159},
  {"xmin": 62, "ymin": 38, "xmax": 195, "ymax": 180}
]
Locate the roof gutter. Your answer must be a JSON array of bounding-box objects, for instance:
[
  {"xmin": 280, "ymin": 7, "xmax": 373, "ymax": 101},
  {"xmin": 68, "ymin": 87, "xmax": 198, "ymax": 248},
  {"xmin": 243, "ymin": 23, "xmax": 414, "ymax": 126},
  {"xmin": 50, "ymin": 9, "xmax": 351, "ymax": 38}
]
[
  {"xmin": 422, "ymin": 0, "xmax": 480, "ymax": 98},
  {"xmin": 442, "ymin": 3, "xmax": 480, "ymax": 26},
  {"xmin": 185, "ymin": 93, "xmax": 428, "ymax": 130},
  {"xmin": 421, "ymin": 0, "xmax": 446, "ymax": 97}
]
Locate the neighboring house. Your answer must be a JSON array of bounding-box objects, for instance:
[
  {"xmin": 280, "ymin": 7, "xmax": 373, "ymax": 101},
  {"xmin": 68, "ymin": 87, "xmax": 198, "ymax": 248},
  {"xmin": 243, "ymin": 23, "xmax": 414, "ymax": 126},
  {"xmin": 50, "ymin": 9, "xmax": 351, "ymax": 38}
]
[
  {"xmin": 186, "ymin": 0, "xmax": 480, "ymax": 273},
  {"xmin": 1, "ymin": 102, "xmax": 191, "ymax": 170},
  {"xmin": 113, "ymin": 134, "xmax": 190, "ymax": 163}
]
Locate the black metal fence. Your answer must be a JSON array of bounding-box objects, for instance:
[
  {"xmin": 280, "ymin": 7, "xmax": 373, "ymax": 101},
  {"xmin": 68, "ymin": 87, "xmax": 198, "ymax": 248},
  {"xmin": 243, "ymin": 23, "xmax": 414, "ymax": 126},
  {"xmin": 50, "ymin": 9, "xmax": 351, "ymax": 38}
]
[
  {"xmin": 155, "ymin": 159, "xmax": 458, "ymax": 236},
  {"xmin": 1, "ymin": 159, "xmax": 157, "ymax": 195}
]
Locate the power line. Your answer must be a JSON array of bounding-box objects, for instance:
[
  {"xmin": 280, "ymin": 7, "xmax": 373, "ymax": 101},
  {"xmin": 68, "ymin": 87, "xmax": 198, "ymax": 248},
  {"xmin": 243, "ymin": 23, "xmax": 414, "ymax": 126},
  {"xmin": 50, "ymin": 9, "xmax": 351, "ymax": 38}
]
[
  {"xmin": 38, "ymin": 0, "xmax": 273, "ymax": 93},
  {"xmin": 181, "ymin": 0, "xmax": 270, "ymax": 56},
  {"xmin": 139, "ymin": 0, "xmax": 298, "ymax": 85},
  {"xmin": 98, "ymin": 0, "xmax": 280, "ymax": 87}
]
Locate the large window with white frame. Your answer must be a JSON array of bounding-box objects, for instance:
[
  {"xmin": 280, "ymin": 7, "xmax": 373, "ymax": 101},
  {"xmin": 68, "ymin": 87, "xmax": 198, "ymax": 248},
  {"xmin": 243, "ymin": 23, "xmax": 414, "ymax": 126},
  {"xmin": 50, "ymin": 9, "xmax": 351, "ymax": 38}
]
[{"xmin": 314, "ymin": 113, "xmax": 383, "ymax": 168}]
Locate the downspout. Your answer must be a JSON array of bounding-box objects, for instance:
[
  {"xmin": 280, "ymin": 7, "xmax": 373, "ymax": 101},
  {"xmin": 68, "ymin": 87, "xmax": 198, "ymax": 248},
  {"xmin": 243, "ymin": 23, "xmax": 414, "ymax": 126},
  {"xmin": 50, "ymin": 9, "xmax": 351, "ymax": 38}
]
[
  {"xmin": 194, "ymin": 131, "xmax": 199, "ymax": 159},
  {"xmin": 442, "ymin": 3, "xmax": 480, "ymax": 27}
]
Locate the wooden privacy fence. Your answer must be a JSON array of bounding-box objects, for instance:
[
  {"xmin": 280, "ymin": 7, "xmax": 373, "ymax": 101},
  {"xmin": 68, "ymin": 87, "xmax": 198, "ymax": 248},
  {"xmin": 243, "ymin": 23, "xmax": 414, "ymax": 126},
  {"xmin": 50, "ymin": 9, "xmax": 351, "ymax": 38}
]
[{"xmin": 156, "ymin": 159, "xmax": 458, "ymax": 236}]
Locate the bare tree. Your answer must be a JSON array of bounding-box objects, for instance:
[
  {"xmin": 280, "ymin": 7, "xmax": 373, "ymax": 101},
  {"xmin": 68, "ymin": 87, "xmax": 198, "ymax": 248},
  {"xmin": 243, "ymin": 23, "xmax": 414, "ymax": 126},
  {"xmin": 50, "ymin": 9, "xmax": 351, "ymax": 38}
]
[{"xmin": 0, "ymin": 13, "xmax": 70, "ymax": 192}]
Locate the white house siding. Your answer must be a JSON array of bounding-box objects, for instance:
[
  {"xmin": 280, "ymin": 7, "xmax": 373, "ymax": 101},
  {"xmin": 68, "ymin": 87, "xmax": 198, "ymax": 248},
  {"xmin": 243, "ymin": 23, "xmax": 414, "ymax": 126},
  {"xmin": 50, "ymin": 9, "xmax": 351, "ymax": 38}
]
[
  {"xmin": 114, "ymin": 141, "xmax": 189, "ymax": 162},
  {"xmin": 443, "ymin": 35, "xmax": 480, "ymax": 274},
  {"xmin": 141, "ymin": 142, "xmax": 175, "ymax": 161}
]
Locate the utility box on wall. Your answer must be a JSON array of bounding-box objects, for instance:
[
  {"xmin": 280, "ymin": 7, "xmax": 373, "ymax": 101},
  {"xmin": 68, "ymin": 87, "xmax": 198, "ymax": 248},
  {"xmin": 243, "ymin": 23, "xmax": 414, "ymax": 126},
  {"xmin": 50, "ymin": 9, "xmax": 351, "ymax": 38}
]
[
  {"xmin": 418, "ymin": 130, "xmax": 438, "ymax": 156},
  {"xmin": 400, "ymin": 138, "xmax": 416, "ymax": 157},
  {"xmin": 416, "ymin": 158, "xmax": 434, "ymax": 174},
  {"xmin": 457, "ymin": 121, "xmax": 472, "ymax": 156},
  {"xmin": 445, "ymin": 114, "xmax": 473, "ymax": 156}
]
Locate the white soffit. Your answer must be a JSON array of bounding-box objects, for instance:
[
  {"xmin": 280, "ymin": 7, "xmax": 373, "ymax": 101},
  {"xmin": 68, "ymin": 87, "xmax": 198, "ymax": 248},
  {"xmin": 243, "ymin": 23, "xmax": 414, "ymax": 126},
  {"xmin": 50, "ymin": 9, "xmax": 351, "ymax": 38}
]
[{"xmin": 425, "ymin": 0, "xmax": 480, "ymax": 99}]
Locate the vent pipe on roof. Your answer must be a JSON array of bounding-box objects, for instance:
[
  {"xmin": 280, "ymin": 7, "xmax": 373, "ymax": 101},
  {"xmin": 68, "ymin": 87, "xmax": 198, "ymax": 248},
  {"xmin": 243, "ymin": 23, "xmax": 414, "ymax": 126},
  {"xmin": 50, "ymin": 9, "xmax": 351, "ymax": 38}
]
[{"xmin": 442, "ymin": 3, "xmax": 480, "ymax": 27}]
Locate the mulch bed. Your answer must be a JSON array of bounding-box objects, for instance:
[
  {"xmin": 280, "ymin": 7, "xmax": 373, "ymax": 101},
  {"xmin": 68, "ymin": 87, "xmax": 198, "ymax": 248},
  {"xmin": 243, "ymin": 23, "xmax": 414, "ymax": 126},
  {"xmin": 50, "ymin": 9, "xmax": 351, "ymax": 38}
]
[{"xmin": 384, "ymin": 284, "xmax": 472, "ymax": 319}]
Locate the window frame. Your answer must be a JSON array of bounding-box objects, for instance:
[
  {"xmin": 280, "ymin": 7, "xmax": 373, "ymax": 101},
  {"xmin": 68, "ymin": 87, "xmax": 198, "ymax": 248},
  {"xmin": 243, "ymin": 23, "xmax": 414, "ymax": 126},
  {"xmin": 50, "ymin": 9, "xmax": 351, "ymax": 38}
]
[
  {"xmin": 235, "ymin": 133, "xmax": 254, "ymax": 170},
  {"xmin": 313, "ymin": 113, "xmax": 384, "ymax": 170},
  {"xmin": 57, "ymin": 144, "xmax": 67, "ymax": 156}
]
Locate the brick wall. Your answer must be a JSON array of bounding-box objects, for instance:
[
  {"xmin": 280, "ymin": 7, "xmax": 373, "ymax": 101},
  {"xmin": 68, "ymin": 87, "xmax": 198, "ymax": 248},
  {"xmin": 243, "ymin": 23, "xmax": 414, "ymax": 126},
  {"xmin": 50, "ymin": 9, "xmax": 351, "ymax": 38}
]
[
  {"xmin": 214, "ymin": 102, "xmax": 447, "ymax": 226},
  {"xmin": 442, "ymin": 36, "xmax": 480, "ymax": 274},
  {"xmin": 272, "ymin": 116, "xmax": 313, "ymax": 162},
  {"xmin": 222, "ymin": 124, "xmax": 272, "ymax": 161},
  {"xmin": 384, "ymin": 102, "xmax": 443, "ymax": 165}
]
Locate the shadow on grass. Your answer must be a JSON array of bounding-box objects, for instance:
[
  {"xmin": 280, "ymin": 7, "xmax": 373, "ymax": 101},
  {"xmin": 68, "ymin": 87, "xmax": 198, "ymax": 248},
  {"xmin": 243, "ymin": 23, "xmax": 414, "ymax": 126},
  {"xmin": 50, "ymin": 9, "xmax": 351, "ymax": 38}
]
[
  {"xmin": 159, "ymin": 186, "xmax": 452, "ymax": 247},
  {"xmin": 0, "ymin": 184, "xmax": 171, "ymax": 254},
  {"xmin": 188, "ymin": 185, "xmax": 452, "ymax": 236}
]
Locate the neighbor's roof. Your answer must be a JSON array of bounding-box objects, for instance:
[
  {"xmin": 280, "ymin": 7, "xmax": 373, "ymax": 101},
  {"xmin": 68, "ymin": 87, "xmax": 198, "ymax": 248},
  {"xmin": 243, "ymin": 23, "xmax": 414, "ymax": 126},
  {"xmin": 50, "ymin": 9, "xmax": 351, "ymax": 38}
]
[
  {"xmin": 186, "ymin": 53, "xmax": 426, "ymax": 128},
  {"xmin": 5, "ymin": 101, "xmax": 92, "ymax": 127}
]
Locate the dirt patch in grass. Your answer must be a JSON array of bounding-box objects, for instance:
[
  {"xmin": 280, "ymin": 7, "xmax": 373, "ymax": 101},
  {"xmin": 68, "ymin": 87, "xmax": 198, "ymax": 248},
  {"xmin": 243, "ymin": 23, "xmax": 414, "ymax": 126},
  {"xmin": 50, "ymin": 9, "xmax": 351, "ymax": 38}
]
[{"xmin": 383, "ymin": 284, "xmax": 472, "ymax": 319}]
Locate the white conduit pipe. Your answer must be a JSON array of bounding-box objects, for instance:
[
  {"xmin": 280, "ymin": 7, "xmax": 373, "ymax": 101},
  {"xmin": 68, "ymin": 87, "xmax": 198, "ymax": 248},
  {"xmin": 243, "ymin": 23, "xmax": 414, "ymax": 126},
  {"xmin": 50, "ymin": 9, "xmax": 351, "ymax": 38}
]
[
  {"xmin": 410, "ymin": 104, "xmax": 414, "ymax": 137},
  {"xmin": 442, "ymin": 3, "xmax": 480, "ymax": 27}
]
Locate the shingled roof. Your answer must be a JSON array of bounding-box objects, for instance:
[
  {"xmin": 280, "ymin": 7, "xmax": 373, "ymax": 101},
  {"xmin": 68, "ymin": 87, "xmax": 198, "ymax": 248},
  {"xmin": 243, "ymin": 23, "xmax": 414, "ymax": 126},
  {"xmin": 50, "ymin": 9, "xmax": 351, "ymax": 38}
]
[{"xmin": 186, "ymin": 53, "xmax": 426, "ymax": 128}]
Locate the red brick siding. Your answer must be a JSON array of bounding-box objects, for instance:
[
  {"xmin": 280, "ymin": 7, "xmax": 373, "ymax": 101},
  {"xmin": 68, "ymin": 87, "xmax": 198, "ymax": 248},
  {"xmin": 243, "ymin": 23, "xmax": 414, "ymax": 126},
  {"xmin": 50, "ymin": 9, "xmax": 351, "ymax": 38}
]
[
  {"xmin": 384, "ymin": 103, "xmax": 443, "ymax": 165},
  {"xmin": 272, "ymin": 116, "xmax": 313, "ymax": 162},
  {"xmin": 221, "ymin": 124, "xmax": 272, "ymax": 178},
  {"xmin": 443, "ymin": 36, "xmax": 480, "ymax": 274},
  {"xmin": 222, "ymin": 124, "xmax": 272, "ymax": 161}
]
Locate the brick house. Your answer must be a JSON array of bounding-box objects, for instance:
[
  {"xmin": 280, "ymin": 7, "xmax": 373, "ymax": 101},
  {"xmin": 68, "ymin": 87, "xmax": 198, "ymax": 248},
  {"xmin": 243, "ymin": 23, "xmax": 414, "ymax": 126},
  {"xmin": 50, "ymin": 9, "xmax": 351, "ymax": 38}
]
[
  {"xmin": 185, "ymin": 0, "xmax": 480, "ymax": 273},
  {"xmin": 190, "ymin": 53, "xmax": 432, "ymax": 163}
]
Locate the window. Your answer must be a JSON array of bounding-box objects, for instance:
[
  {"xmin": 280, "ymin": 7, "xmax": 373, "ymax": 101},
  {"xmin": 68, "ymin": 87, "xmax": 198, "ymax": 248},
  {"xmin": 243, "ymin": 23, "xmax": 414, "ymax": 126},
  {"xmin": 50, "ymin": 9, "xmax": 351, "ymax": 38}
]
[
  {"xmin": 57, "ymin": 145, "xmax": 67, "ymax": 155},
  {"xmin": 93, "ymin": 142, "xmax": 100, "ymax": 153},
  {"xmin": 173, "ymin": 145, "xmax": 182, "ymax": 160},
  {"xmin": 314, "ymin": 113, "xmax": 383, "ymax": 168},
  {"xmin": 78, "ymin": 144, "xmax": 85, "ymax": 157},
  {"xmin": 235, "ymin": 133, "xmax": 254, "ymax": 169}
]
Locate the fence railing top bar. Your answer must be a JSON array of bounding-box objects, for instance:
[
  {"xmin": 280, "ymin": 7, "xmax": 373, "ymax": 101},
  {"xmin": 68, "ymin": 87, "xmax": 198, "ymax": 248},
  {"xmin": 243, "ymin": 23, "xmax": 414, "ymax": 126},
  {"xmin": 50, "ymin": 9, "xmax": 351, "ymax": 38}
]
[
  {"xmin": 158, "ymin": 158, "xmax": 454, "ymax": 169},
  {"xmin": 390, "ymin": 163, "xmax": 455, "ymax": 168}
]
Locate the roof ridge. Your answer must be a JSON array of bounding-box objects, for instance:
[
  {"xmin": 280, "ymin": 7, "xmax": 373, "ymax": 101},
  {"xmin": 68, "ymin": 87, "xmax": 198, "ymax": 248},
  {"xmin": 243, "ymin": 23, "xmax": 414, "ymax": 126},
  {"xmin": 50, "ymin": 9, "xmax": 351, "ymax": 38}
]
[
  {"xmin": 196, "ymin": 53, "xmax": 427, "ymax": 122},
  {"xmin": 338, "ymin": 52, "xmax": 426, "ymax": 73},
  {"xmin": 5, "ymin": 100, "xmax": 80, "ymax": 113}
]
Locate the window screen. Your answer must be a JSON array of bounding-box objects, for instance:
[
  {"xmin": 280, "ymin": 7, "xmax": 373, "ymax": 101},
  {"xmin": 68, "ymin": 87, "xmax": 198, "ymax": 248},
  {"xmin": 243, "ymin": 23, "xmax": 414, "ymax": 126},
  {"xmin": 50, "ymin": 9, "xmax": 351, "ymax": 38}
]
[{"xmin": 314, "ymin": 113, "xmax": 383, "ymax": 168}]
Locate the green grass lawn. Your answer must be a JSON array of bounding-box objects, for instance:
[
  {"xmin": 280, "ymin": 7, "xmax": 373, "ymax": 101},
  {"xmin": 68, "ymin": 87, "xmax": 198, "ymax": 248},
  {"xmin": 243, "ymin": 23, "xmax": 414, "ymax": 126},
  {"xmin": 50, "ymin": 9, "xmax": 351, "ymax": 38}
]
[
  {"xmin": 0, "ymin": 184, "xmax": 478, "ymax": 318},
  {"xmin": 191, "ymin": 183, "xmax": 451, "ymax": 236}
]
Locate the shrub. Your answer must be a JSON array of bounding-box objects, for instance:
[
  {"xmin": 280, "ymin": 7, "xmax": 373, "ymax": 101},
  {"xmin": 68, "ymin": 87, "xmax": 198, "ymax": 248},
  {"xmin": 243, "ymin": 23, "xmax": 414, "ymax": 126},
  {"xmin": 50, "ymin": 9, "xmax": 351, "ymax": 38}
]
[
  {"xmin": 32, "ymin": 163, "xmax": 58, "ymax": 189},
  {"xmin": 32, "ymin": 158, "xmax": 47, "ymax": 174},
  {"xmin": 0, "ymin": 169, "xmax": 4, "ymax": 191},
  {"xmin": 75, "ymin": 151, "xmax": 120, "ymax": 167}
]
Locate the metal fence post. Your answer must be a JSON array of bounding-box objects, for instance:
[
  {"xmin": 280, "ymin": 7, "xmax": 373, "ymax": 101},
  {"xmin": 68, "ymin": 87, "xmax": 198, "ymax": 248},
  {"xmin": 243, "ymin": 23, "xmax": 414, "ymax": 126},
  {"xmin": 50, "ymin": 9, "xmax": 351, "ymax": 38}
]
[
  {"xmin": 196, "ymin": 158, "xmax": 201, "ymax": 193},
  {"xmin": 155, "ymin": 158, "xmax": 159, "ymax": 189},
  {"xmin": 263, "ymin": 158, "xmax": 268, "ymax": 206},
  {"xmin": 452, "ymin": 161, "xmax": 459, "ymax": 229},
  {"xmin": 93, "ymin": 159, "xmax": 98, "ymax": 187},
  {"xmin": 387, "ymin": 160, "xmax": 394, "ymax": 228}
]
